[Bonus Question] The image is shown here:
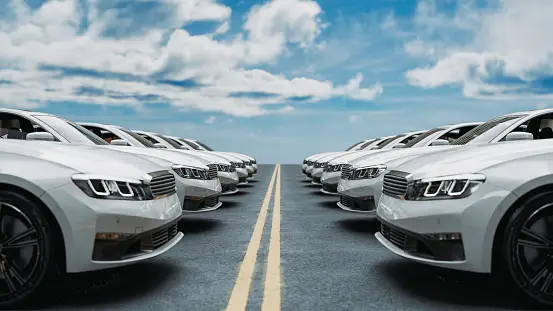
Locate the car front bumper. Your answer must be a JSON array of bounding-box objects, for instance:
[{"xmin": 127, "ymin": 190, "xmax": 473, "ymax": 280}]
[
  {"xmin": 335, "ymin": 176, "xmax": 383, "ymax": 212},
  {"xmin": 311, "ymin": 168, "xmax": 324, "ymax": 184},
  {"xmin": 305, "ymin": 165, "xmax": 314, "ymax": 178},
  {"xmin": 375, "ymin": 182, "xmax": 516, "ymax": 273},
  {"xmin": 44, "ymin": 182, "xmax": 184, "ymax": 273},
  {"xmin": 320, "ymin": 171, "xmax": 341, "ymax": 194},
  {"xmin": 180, "ymin": 178, "xmax": 222, "ymax": 212}
]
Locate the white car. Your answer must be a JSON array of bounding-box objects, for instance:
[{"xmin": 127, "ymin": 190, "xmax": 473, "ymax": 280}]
[
  {"xmin": 78, "ymin": 123, "xmax": 240, "ymax": 195},
  {"xmin": 302, "ymin": 137, "xmax": 394, "ymax": 178},
  {"xmin": 338, "ymin": 108, "xmax": 553, "ymax": 214},
  {"xmin": 178, "ymin": 138, "xmax": 258, "ymax": 178},
  {"xmin": 302, "ymin": 139, "xmax": 380, "ymax": 173},
  {"xmin": 0, "ymin": 109, "xmax": 223, "ymax": 212},
  {"xmin": 131, "ymin": 130, "xmax": 251, "ymax": 185},
  {"xmin": 310, "ymin": 131, "xmax": 425, "ymax": 185},
  {"xmin": 374, "ymin": 138, "xmax": 553, "ymax": 306},
  {"xmin": 0, "ymin": 139, "xmax": 183, "ymax": 307}
]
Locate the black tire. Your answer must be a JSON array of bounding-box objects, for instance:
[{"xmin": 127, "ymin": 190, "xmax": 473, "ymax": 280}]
[
  {"xmin": 503, "ymin": 191, "xmax": 553, "ymax": 306},
  {"xmin": 0, "ymin": 189, "xmax": 56, "ymax": 308}
]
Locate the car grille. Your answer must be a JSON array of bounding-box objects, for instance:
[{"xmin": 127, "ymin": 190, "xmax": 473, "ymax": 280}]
[
  {"xmin": 207, "ymin": 164, "xmax": 218, "ymax": 179},
  {"xmin": 239, "ymin": 177, "xmax": 247, "ymax": 183},
  {"xmin": 382, "ymin": 170, "xmax": 409, "ymax": 197},
  {"xmin": 140, "ymin": 223, "xmax": 179, "ymax": 251},
  {"xmin": 341, "ymin": 165, "xmax": 353, "ymax": 179},
  {"xmin": 149, "ymin": 171, "xmax": 177, "ymax": 198},
  {"xmin": 325, "ymin": 163, "xmax": 345, "ymax": 172},
  {"xmin": 339, "ymin": 195, "xmax": 354, "ymax": 208},
  {"xmin": 380, "ymin": 223, "xmax": 408, "ymax": 250},
  {"xmin": 205, "ymin": 196, "xmax": 220, "ymax": 207}
]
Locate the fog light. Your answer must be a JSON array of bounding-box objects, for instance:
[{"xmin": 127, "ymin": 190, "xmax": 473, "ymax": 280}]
[
  {"xmin": 359, "ymin": 196, "xmax": 374, "ymax": 201},
  {"xmin": 424, "ymin": 232, "xmax": 462, "ymax": 240},
  {"xmin": 95, "ymin": 233, "xmax": 126, "ymax": 240},
  {"xmin": 185, "ymin": 196, "xmax": 203, "ymax": 201}
]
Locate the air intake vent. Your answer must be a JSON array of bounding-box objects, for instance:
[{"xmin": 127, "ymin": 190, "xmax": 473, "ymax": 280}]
[{"xmin": 149, "ymin": 171, "xmax": 176, "ymax": 198}]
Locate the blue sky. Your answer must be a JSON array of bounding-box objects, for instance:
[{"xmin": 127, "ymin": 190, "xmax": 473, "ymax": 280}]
[{"xmin": 1, "ymin": 0, "xmax": 552, "ymax": 163}]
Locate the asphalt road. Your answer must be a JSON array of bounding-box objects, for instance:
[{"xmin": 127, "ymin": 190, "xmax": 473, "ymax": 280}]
[{"xmin": 33, "ymin": 164, "xmax": 541, "ymax": 311}]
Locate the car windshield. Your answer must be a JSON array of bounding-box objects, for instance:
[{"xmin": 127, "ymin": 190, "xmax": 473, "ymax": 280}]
[
  {"xmin": 403, "ymin": 128, "xmax": 444, "ymax": 147},
  {"xmin": 178, "ymin": 138, "xmax": 202, "ymax": 150},
  {"xmin": 451, "ymin": 114, "xmax": 527, "ymax": 145},
  {"xmin": 157, "ymin": 135, "xmax": 183, "ymax": 148},
  {"xmin": 34, "ymin": 115, "xmax": 108, "ymax": 145},
  {"xmin": 345, "ymin": 141, "xmax": 364, "ymax": 151},
  {"xmin": 354, "ymin": 139, "xmax": 378, "ymax": 150},
  {"xmin": 194, "ymin": 140, "xmax": 214, "ymax": 151},
  {"xmin": 118, "ymin": 128, "xmax": 157, "ymax": 148},
  {"xmin": 372, "ymin": 135, "xmax": 402, "ymax": 149}
]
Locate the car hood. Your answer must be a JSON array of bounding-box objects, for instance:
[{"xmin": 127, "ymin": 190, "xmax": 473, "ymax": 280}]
[
  {"xmin": 306, "ymin": 152, "xmax": 337, "ymax": 161},
  {"xmin": 399, "ymin": 140, "xmax": 553, "ymax": 180},
  {"xmin": 106, "ymin": 146, "xmax": 210, "ymax": 169},
  {"xmin": 350, "ymin": 145, "xmax": 460, "ymax": 168},
  {"xmin": 224, "ymin": 152, "xmax": 254, "ymax": 161},
  {"xmin": 170, "ymin": 150, "xmax": 231, "ymax": 165},
  {"xmin": 0, "ymin": 140, "xmax": 169, "ymax": 179},
  {"xmin": 327, "ymin": 149, "xmax": 393, "ymax": 165},
  {"xmin": 309, "ymin": 152, "xmax": 343, "ymax": 161},
  {"xmin": 204, "ymin": 151, "xmax": 244, "ymax": 163}
]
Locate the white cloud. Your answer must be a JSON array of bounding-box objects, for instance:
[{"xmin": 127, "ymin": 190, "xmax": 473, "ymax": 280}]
[
  {"xmin": 0, "ymin": 0, "xmax": 383, "ymax": 116},
  {"xmin": 205, "ymin": 116, "xmax": 216, "ymax": 124},
  {"xmin": 404, "ymin": 0, "xmax": 553, "ymax": 98}
]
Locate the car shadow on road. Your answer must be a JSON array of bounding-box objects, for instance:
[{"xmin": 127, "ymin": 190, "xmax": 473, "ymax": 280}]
[
  {"xmin": 239, "ymin": 184, "xmax": 254, "ymax": 188},
  {"xmin": 178, "ymin": 217, "xmax": 221, "ymax": 234},
  {"xmin": 300, "ymin": 179, "xmax": 311, "ymax": 183},
  {"xmin": 316, "ymin": 200, "xmax": 339, "ymax": 209},
  {"xmin": 376, "ymin": 260, "xmax": 545, "ymax": 310},
  {"xmin": 24, "ymin": 261, "xmax": 180, "ymax": 310},
  {"xmin": 219, "ymin": 200, "xmax": 240, "ymax": 209},
  {"xmin": 336, "ymin": 218, "xmax": 380, "ymax": 235},
  {"xmin": 230, "ymin": 190, "xmax": 250, "ymax": 196}
]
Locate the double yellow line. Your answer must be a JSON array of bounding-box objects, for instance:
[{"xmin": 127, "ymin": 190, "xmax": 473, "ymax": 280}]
[{"xmin": 226, "ymin": 164, "xmax": 282, "ymax": 311}]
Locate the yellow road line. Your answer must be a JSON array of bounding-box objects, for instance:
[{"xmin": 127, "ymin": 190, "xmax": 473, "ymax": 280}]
[
  {"xmin": 262, "ymin": 164, "xmax": 281, "ymax": 311},
  {"xmin": 225, "ymin": 164, "xmax": 279, "ymax": 311}
]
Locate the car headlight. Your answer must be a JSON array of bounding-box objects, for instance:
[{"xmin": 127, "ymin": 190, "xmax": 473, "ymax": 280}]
[
  {"xmin": 409, "ymin": 173, "xmax": 486, "ymax": 200},
  {"xmin": 172, "ymin": 165, "xmax": 209, "ymax": 180},
  {"xmin": 349, "ymin": 165, "xmax": 387, "ymax": 180},
  {"xmin": 72, "ymin": 174, "xmax": 153, "ymax": 200}
]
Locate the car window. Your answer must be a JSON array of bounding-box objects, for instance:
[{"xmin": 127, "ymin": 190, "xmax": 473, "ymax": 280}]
[
  {"xmin": 498, "ymin": 113, "xmax": 553, "ymax": 141},
  {"xmin": 403, "ymin": 128, "xmax": 443, "ymax": 147},
  {"xmin": 0, "ymin": 113, "xmax": 36, "ymax": 140},
  {"xmin": 371, "ymin": 135, "xmax": 402, "ymax": 149},
  {"xmin": 32, "ymin": 115, "xmax": 106, "ymax": 145},
  {"xmin": 178, "ymin": 138, "xmax": 202, "ymax": 150},
  {"xmin": 437, "ymin": 125, "xmax": 479, "ymax": 143},
  {"xmin": 81, "ymin": 125, "xmax": 121, "ymax": 144},
  {"xmin": 194, "ymin": 140, "xmax": 214, "ymax": 151},
  {"xmin": 399, "ymin": 133, "xmax": 421, "ymax": 145},
  {"xmin": 158, "ymin": 135, "xmax": 184, "ymax": 148},
  {"xmin": 345, "ymin": 141, "xmax": 365, "ymax": 151},
  {"xmin": 451, "ymin": 114, "xmax": 527, "ymax": 145},
  {"xmin": 118, "ymin": 128, "xmax": 156, "ymax": 148}
]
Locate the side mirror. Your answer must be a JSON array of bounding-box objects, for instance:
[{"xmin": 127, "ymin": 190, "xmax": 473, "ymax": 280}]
[
  {"xmin": 154, "ymin": 143, "xmax": 167, "ymax": 149},
  {"xmin": 505, "ymin": 132, "xmax": 533, "ymax": 142},
  {"xmin": 110, "ymin": 139, "xmax": 129, "ymax": 146},
  {"xmin": 27, "ymin": 132, "xmax": 55, "ymax": 141},
  {"xmin": 392, "ymin": 143, "xmax": 406, "ymax": 149},
  {"xmin": 430, "ymin": 139, "xmax": 450, "ymax": 146}
]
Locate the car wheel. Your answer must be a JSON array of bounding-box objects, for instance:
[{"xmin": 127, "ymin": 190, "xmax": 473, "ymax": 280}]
[
  {"xmin": 0, "ymin": 190, "xmax": 56, "ymax": 307},
  {"xmin": 504, "ymin": 191, "xmax": 553, "ymax": 306}
]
